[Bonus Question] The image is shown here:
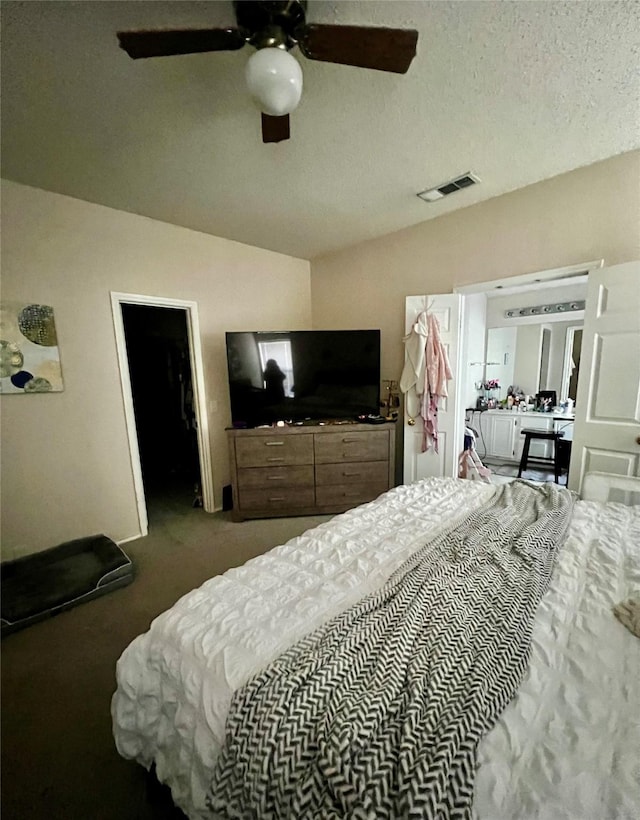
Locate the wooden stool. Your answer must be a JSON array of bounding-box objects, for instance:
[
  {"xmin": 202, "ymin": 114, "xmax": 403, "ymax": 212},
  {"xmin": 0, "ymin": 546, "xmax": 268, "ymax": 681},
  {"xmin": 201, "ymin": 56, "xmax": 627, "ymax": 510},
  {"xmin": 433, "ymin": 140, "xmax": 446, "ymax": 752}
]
[{"xmin": 517, "ymin": 429, "xmax": 565, "ymax": 484}]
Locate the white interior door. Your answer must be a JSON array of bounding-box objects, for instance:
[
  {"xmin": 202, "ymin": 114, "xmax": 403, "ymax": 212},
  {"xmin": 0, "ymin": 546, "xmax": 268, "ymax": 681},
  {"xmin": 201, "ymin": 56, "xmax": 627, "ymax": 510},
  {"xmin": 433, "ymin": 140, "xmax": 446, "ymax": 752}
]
[
  {"xmin": 403, "ymin": 294, "xmax": 462, "ymax": 484},
  {"xmin": 568, "ymin": 261, "xmax": 640, "ymax": 493}
]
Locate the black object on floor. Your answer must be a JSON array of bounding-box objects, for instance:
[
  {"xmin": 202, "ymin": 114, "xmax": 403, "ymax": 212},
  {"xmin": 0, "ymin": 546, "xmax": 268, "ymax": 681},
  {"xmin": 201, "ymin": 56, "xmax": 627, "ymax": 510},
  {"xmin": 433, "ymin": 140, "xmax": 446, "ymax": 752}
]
[{"xmin": 1, "ymin": 535, "xmax": 134, "ymax": 636}]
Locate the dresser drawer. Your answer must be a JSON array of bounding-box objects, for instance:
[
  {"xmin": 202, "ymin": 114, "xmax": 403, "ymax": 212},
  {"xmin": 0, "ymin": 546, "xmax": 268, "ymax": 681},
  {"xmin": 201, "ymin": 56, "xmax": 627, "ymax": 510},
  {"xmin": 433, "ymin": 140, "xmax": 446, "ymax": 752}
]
[
  {"xmin": 238, "ymin": 487, "xmax": 315, "ymax": 511},
  {"xmin": 315, "ymin": 482, "xmax": 388, "ymax": 508},
  {"xmin": 235, "ymin": 434, "xmax": 314, "ymax": 468},
  {"xmin": 237, "ymin": 465, "xmax": 314, "ymax": 490},
  {"xmin": 314, "ymin": 431, "xmax": 389, "ymax": 464},
  {"xmin": 315, "ymin": 460, "xmax": 389, "ymax": 486},
  {"xmin": 227, "ymin": 423, "xmax": 396, "ymax": 521}
]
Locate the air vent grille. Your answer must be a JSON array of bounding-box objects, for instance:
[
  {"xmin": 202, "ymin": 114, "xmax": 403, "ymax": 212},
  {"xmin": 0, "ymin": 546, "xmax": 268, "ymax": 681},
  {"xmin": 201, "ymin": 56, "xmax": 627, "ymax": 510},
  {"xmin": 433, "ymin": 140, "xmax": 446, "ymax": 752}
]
[{"xmin": 417, "ymin": 172, "xmax": 480, "ymax": 202}]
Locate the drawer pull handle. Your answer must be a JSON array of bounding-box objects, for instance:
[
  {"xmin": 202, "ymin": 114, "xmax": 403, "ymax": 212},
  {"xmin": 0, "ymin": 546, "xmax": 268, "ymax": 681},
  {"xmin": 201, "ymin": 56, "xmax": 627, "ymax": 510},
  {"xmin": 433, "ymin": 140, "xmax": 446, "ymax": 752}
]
[
  {"xmin": 268, "ymin": 496, "xmax": 285, "ymax": 502},
  {"xmin": 266, "ymin": 476, "xmax": 285, "ymax": 481},
  {"xmin": 266, "ymin": 457, "xmax": 285, "ymax": 462},
  {"xmin": 342, "ymin": 437, "xmax": 359, "ymax": 443},
  {"xmin": 265, "ymin": 441, "xmax": 284, "ymax": 446},
  {"xmin": 343, "ymin": 471, "xmax": 361, "ymax": 477}
]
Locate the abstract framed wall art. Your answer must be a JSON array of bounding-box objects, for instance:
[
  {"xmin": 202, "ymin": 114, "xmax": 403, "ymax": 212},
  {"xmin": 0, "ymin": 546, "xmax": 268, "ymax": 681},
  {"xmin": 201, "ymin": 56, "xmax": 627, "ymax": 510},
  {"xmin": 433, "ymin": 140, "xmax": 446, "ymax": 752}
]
[{"xmin": 0, "ymin": 302, "xmax": 64, "ymax": 393}]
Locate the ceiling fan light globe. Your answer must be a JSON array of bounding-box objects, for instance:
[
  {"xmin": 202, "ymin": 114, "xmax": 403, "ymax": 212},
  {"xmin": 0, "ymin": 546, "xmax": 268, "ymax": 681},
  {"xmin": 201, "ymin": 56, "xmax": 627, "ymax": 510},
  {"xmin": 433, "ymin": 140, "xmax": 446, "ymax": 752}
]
[{"xmin": 245, "ymin": 47, "xmax": 303, "ymax": 117}]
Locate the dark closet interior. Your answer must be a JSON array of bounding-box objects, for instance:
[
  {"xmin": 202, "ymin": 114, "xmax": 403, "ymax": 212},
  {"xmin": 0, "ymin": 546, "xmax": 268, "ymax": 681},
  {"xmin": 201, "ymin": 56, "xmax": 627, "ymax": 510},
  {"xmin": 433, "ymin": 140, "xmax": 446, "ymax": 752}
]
[{"xmin": 121, "ymin": 304, "xmax": 201, "ymax": 516}]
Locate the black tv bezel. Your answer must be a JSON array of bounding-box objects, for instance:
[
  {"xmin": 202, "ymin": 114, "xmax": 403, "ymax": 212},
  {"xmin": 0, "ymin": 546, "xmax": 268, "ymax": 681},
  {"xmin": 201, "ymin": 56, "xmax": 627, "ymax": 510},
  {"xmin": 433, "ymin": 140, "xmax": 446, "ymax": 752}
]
[{"xmin": 225, "ymin": 328, "xmax": 381, "ymax": 428}]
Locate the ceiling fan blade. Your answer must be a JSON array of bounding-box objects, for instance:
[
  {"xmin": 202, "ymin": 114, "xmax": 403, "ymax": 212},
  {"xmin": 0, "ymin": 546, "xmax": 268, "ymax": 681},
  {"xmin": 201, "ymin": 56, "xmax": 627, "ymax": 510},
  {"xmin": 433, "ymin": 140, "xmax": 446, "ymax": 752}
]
[
  {"xmin": 261, "ymin": 113, "xmax": 290, "ymax": 143},
  {"xmin": 117, "ymin": 28, "xmax": 246, "ymax": 59},
  {"xmin": 298, "ymin": 24, "xmax": 418, "ymax": 74}
]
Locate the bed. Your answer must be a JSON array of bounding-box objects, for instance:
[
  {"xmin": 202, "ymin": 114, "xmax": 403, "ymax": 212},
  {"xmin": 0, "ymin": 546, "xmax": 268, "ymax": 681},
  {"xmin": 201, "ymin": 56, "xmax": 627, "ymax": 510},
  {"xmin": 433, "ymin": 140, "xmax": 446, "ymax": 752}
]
[{"xmin": 111, "ymin": 476, "xmax": 640, "ymax": 819}]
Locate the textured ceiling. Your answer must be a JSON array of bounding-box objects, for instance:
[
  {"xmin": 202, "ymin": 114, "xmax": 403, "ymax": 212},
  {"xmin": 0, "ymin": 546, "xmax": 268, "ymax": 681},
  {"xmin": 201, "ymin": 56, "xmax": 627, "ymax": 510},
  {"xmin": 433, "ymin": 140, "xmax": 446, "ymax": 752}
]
[{"xmin": 2, "ymin": 1, "xmax": 639, "ymax": 260}]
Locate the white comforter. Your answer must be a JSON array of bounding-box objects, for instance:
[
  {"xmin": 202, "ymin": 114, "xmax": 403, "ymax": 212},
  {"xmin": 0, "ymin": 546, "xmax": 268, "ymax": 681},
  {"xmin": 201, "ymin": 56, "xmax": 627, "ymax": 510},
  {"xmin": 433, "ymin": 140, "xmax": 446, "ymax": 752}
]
[{"xmin": 112, "ymin": 478, "xmax": 640, "ymax": 819}]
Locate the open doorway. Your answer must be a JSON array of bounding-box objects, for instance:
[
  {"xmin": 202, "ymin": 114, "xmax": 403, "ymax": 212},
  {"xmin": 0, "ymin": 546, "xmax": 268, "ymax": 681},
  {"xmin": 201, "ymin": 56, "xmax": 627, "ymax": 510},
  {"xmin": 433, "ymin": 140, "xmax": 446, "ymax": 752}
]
[
  {"xmin": 455, "ymin": 260, "xmax": 603, "ymax": 485},
  {"xmin": 111, "ymin": 292, "xmax": 214, "ymax": 537},
  {"xmin": 121, "ymin": 304, "xmax": 200, "ymax": 517}
]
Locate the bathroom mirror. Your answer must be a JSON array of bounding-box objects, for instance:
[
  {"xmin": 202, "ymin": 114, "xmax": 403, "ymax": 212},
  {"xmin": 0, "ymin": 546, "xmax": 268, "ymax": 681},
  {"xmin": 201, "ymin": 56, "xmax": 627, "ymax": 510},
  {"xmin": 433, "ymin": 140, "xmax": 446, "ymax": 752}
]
[
  {"xmin": 485, "ymin": 321, "xmax": 582, "ymax": 403},
  {"xmin": 561, "ymin": 326, "xmax": 582, "ymax": 402}
]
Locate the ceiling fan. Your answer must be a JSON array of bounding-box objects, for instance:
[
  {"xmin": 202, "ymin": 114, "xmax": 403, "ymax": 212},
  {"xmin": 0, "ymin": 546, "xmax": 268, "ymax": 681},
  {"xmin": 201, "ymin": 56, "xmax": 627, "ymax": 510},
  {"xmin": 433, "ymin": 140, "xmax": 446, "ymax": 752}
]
[{"xmin": 117, "ymin": 0, "xmax": 418, "ymax": 143}]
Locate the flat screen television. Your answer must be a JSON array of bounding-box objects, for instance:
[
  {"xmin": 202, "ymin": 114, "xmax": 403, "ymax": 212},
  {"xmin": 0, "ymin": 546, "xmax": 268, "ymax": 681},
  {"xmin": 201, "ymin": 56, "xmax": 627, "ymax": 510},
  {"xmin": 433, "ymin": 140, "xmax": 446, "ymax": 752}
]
[{"xmin": 226, "ymin": 329, "xmax": 381, "ymax": 427}]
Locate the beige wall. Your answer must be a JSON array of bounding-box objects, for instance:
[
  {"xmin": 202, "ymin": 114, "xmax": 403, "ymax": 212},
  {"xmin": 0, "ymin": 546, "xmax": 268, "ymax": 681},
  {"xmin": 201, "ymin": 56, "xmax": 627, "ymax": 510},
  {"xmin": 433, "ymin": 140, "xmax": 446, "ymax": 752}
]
[
  {"xmin": 4, "ymin": 151, "xmax": 639, "ymax": 556},
  {"xmin": 310, "ymin": 151, "xmax": 640, "ymax": 386},
  {"xmin": 1, "ymin": 180, "xmax": 311, "ymax": 557}
]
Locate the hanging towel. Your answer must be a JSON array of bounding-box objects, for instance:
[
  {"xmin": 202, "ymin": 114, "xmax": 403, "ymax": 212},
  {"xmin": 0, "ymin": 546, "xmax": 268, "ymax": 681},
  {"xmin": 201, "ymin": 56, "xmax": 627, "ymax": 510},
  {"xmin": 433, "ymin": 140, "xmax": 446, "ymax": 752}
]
[
  {"xmin": 400, "ymin": 310, "xmax": 429, "ymax": 420},
  {"xmin": 401, "ymin": 310, "xmax": 452, "ymax": 454}
]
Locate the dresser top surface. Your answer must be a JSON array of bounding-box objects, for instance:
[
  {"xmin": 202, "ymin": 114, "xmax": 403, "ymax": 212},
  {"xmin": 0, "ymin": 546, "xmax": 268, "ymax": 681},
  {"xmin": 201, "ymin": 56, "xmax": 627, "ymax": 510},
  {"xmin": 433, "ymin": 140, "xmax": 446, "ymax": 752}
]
[{"xmin": 227, "ymin": 422, "xmax": 396, "ymax": 437}]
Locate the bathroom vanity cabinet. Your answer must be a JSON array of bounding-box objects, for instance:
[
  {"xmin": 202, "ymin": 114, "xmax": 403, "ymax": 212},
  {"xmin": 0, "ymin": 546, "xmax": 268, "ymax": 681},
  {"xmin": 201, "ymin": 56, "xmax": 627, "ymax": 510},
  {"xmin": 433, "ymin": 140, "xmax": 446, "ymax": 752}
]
[{"xmin": 478, "ymin": 410, "xmax": 574, "ymax": 463}]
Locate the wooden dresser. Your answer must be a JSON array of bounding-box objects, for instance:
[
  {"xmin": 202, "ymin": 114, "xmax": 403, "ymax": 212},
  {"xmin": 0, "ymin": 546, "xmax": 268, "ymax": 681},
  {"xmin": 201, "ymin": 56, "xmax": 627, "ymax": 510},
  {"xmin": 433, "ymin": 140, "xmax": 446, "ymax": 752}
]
[{"xmin": 227, "ymin": 423, "xmax": 396, "ymax": 521}]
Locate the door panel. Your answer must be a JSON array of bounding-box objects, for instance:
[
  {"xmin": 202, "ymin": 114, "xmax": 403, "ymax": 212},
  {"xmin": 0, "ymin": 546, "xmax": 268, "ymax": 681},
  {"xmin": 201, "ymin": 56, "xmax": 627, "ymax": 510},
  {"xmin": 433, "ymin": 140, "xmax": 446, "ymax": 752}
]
[
  {"xmin": 581, "ymin": 448, "xmax": 637, "ymax": 476},
  {"xmin": 591, "ymin": 333, "xmax": 639, "ymax": 421},
  {"xmin": 403, "ymin": 294, "xmax": 461, "ymax": 483},
  {"xmin": 568, "ymin": 261, "xmax": 640, "ymax": 493},
  {"xmin": 491, "ymin": 415, "xmax": 517, "ymax": 459}
]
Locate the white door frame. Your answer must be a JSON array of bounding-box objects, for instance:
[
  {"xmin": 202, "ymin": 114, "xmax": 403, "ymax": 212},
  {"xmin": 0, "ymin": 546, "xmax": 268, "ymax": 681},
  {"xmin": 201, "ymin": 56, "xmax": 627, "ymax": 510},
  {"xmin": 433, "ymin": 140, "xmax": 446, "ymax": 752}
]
[
  {"xmin": 111, "ymin": 292, "xmax": 215, "ymax": 536},
  {"xmin": 453, "ymin": 260, "xmax": 604, "ymax": 479},
  {"xmin": 454, "ymin": 259, "xmax": 602, "ymax": 295}
]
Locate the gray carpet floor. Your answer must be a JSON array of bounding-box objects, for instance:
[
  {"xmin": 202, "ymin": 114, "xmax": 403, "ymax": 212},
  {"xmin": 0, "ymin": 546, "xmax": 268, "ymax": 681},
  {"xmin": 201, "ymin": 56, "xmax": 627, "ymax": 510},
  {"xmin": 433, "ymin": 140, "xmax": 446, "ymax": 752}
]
[{"xmin": 1, "ymin": 486, "xmax": 331, "ymax": 819}]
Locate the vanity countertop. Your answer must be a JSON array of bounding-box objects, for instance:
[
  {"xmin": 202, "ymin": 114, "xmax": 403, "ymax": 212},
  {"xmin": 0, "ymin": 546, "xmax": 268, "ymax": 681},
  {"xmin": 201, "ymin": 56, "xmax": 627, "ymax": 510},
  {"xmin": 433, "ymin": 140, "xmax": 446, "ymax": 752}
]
[{"xmin": 479, "ymin": 408, "xmax": 575, "ymax": 421}]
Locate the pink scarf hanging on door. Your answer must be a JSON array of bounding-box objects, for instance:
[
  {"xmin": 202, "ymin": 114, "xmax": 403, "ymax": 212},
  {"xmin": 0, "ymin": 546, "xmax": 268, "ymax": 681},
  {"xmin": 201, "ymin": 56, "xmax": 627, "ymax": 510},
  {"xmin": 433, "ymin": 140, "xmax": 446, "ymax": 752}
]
[{"xmin": 422, "ymin": 313, "xmax": 453, "ymax": 453}]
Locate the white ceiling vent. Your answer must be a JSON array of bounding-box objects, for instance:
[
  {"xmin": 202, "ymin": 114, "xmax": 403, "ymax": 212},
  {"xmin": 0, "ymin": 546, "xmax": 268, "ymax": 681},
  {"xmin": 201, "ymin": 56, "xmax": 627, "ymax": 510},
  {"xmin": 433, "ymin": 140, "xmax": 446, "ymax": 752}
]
[{"xmin": 417, "ymin": 172, "xmax": 481, "ymax": 202}]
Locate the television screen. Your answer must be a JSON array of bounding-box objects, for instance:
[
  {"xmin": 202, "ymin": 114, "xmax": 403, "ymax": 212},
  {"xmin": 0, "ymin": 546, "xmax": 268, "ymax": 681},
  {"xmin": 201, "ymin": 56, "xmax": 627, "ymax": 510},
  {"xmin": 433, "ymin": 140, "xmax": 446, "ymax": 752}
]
[{"xmin": 225, "ymin": 330, "xmax": 381, "ymax": 427}]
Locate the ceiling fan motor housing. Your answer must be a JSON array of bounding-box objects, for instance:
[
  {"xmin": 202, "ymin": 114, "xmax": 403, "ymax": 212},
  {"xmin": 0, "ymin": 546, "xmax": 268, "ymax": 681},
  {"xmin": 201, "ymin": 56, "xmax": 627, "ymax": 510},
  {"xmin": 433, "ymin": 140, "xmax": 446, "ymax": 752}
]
[{"xmin": 233, "ymin": 0, "xmax": 308, "ymax": 49}]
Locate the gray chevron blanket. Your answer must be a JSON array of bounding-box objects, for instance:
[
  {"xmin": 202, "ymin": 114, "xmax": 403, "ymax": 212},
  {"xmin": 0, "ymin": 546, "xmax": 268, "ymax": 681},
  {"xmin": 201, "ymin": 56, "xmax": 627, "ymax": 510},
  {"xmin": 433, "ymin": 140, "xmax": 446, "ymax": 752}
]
[{"xmin": 207, "ymin": 480, "xmax": 574, "ymax": 819}]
